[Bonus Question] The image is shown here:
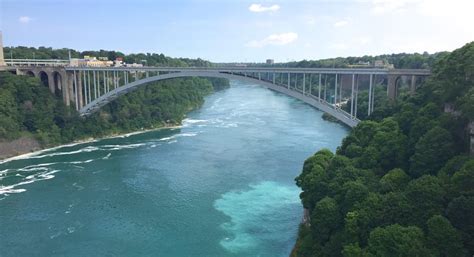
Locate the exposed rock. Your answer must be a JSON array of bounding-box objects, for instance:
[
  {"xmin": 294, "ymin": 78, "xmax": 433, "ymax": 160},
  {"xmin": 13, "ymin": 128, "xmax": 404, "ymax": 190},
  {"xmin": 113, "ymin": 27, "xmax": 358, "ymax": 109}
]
[{"xmin": 0, "ymin": 137, "xmax": 41, "ymax": 160}]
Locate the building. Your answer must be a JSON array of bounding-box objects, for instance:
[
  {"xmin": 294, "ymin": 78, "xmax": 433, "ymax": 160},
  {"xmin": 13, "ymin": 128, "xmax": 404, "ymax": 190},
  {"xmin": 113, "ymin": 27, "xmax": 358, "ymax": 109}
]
[
  {"xmin": 374, "ymin": 60, "xmax": 385, "ymax": 67},
  {"xmin": 125, "ymin": 63, "xmax": 144, "ymax": 68},
  {"xmin": 266, "ymin": 59, "xmax": 274, "ymax": 65},
  {"xmin": 0, "ymin": 31, "xmax": 5, "ymax": 66},
  {"xmin": 374, "ymin": 60, "xmax": 394, "ymax": 69},
  {"xmin": 114, "ymin": 57, "xmax": 124, "ymax": 67}
]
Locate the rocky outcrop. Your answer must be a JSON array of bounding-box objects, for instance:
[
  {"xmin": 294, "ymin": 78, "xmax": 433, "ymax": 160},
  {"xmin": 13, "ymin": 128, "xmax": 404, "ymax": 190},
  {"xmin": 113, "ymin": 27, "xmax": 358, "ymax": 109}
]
[{"xmin": 0, "ymin": 137, "xmax": 41, "ymax": 160}]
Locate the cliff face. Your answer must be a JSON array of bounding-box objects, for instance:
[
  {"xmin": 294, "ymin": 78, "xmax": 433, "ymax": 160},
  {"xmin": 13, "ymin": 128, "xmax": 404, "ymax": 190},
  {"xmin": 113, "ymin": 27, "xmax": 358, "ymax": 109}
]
[{"xmin": 0, "ymin": 137, "xmax": 41, "ymax": 160}]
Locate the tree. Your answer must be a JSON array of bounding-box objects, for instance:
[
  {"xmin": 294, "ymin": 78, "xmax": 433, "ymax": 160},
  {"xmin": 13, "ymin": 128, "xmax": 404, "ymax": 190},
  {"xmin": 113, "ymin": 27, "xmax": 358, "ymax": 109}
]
[
  {"xmin": 366, "ymin": 225, "xmax": 433, "ymax": 257},
  {"xmin": 451, "ymin": 160, "xmax": 474, "ymax": 197},
  {"xmin": 426, "ymin": 215, "xmax": 466, "ymax": 257},
  {"xmin": 404, "ymin": 175, "xmax": 445, "ymax": 225},
  {"xmin": 409, "ymin": 126, "xmax": 455, "ymax": 177},
  {"xmin": 379, "ymin": 168, "xmax": 410, "ymax": 193},
  {"xmin": 446, "ymin": 196, "xmax": 474, "ymax": 254},
  {"xmin": 311, "ymin": 197, "xmax": 341, "ymax": 244}
]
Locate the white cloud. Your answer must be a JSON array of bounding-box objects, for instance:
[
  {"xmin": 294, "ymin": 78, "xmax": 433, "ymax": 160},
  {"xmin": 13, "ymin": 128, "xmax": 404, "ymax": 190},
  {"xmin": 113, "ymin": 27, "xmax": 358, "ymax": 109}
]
[
  {"xmin": 245, "ymin": 32, "xmax": 298, "ymax": 48},
  {"xmin": 19, "ymin": 16, "xmax": 32, "ymax": 24},
  {"xmin": 334, "ymin": 20, "xmax": 349, "ymax": 27},
  {"xmin": 249, "ymin": 4, "xmax": 280, "ymax": 13}
]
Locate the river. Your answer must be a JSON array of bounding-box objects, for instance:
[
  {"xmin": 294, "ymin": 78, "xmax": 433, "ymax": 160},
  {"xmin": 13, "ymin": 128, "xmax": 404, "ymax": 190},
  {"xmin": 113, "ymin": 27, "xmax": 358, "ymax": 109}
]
[{"xmin": 0, "ymin": 81, "xmax": 348, "ymax": 257}]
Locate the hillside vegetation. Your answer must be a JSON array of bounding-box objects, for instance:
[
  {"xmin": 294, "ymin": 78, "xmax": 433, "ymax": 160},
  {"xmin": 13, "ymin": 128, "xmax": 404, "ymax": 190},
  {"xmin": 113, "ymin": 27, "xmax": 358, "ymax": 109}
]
[
  {"xmin": 293, "ymin": 42, "xmax": 474, "ymax": 257},
  {"xmin": 0, "ymin": 47, "xmax": 229, "ymax": 148}
]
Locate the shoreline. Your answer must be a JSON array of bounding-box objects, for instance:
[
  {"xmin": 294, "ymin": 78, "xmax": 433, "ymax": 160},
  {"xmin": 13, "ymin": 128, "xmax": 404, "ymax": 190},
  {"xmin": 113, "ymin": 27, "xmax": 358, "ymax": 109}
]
[{"xmin": 0, "ymin": 123, "xmax": 182, "ymax": 165}]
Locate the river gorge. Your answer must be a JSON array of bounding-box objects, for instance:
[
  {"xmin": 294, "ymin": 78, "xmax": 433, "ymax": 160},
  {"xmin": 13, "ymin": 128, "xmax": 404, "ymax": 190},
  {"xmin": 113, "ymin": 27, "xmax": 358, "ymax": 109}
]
[{"xmin": 0, "ymin": 81, "xmax": 348, "ymax": 257}]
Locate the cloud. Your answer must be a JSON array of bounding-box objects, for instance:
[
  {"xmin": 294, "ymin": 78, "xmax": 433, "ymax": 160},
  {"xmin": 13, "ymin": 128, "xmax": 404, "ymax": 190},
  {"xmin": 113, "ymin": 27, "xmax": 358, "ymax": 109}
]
[
  {"xmin": 19, "ymin": 16, "xmax": 32, "ymax": 24},
  {"xmin": 249, "ymin": 4, "xmax": 280, "ymax": 13},
  {"xmin": 245, "ymin": 32, "xmax": 298, "ymax": 48},
  {"xmin": 334, "ymin": 20, "xmax": 349, "ymax": 27}
]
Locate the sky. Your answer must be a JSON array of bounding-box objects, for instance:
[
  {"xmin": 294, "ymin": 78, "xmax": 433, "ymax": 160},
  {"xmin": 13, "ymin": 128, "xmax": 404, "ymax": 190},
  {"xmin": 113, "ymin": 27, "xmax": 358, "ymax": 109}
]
[{"xmin": 1, "ymin": 0, "xmax": 473, "ymax": 63}]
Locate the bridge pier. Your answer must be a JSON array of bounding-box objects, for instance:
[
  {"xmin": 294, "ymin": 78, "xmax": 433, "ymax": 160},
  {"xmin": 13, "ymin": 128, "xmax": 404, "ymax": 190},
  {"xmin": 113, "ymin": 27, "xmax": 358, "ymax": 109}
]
[
  {"xmin": 410, "ymin": 75, "xmax": 417, "ymax": 94},
  {"xmin": 47, "ymin": 73, "xmax": 56, "ymax": 95},
  {"xmin": 388, "ymin": 74, "xmax": 419, "ymax": 100},
  {"xmin": 387, "ymin": 74, "xmax": 398, "ymax": 100}
]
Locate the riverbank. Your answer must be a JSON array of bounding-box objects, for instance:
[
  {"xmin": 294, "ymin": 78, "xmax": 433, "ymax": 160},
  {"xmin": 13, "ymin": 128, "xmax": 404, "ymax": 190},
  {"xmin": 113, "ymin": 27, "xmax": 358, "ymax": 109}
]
[{"xmin": 0, "ymin": 123, "xmax": 181, "ymax": 164}]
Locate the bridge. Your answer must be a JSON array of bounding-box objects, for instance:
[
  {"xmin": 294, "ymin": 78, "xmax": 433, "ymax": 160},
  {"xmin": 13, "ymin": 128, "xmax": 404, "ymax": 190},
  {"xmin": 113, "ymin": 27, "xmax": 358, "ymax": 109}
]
[{"xmin": 0, "ymin": 59, "xmax": 430, "ymax": 128}]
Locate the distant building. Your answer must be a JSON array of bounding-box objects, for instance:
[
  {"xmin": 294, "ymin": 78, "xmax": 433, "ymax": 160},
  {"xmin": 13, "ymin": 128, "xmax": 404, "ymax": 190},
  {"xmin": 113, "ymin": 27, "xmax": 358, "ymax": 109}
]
[
  {"xmin": 125, "ymin": 63, "xmax": 144, "ymax": 68},
  {"xmin": 373, "ymin": 60, "xmax": 394, "ymax": 69},
  {"xmin": 114, "ymin": 57, "xmax": 124, "ymax": 67},
  {"xmin": 0, "ymin": 31, "xmax": 5, "ymax": 66},
  {"xmin": 374, "ymin": 60, "xmax": 385, "ymax": 67},
  {"xmin": 69, "ymin": 58, "xmax": 82, "ymax": 67},
  {"xmin": 266, "ymin": 59, "xmax": 274, "ymax": 65},
  {"xmin": 348, "ymin": 61, "xmax": 371, "ymax": 68}
]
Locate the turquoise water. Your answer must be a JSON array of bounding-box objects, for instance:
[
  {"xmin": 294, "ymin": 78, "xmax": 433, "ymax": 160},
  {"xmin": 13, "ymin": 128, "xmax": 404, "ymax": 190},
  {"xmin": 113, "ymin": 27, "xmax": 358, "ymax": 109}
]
[{"xmin": 0, "ymin": 81, "xmax": 348, "ymax": 257}]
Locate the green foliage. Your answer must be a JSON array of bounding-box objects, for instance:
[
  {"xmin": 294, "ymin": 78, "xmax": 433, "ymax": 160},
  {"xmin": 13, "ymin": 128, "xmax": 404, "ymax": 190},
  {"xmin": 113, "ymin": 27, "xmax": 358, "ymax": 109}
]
[
  {"xmin": 379, "ymin": 168, "xmax": 410, "ymax": 193},
  {"xmin": 293, "ymin": 42, "xmax": 474, "ymax": 257},
  {"xmin": 409, "ymin": 126, "xmax": 455, "ymax": 177},
  {"xmin": 0, "ymin": 72, "xmax": 228, "ymax": 146},
  {"xmin": 276, "ymin": 51, "xmax": 447, "ymax": 69},
  {"xmin": 366, "ymin": 225, "xmax": 433, "ymax": 257},
  {"xmin": 426, "ymin": 215, "xmax": 466, "ymax": 257},
  {"xmin": 446, "ymin": 196, "xmax": 474, "ymax": 253},
  {"xmin": 0, "ymin": 46, "xmax": 230, "ymax": 146},
  {"xmin": 4, "ymin": 46, "xmax": 215, "ymax": 68},
  {"xmin": 310, "ymin": 197, "xmax": 341, "ymax": 243}
]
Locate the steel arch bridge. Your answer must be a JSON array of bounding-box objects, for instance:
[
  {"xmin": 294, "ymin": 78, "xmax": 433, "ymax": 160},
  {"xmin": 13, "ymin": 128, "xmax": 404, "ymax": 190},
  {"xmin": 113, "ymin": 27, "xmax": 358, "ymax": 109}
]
[{"xmin": 1, "ymin": 63, "xmax": 431, "ymax": 128}]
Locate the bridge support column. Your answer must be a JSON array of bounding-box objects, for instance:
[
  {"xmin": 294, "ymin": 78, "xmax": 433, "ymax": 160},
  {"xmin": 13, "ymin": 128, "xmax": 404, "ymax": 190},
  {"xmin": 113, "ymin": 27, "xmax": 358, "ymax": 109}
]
[
  {"xmin": 368, "ymin": 74, "xmax": 373, "ymax": 115},
  {"xmin": 47, "ymin": 72, "xmax": 55, "ymax": 95},
  {"xmin": 318, "ymin": 74, "xmax": 321, "ymax": 101},
  {"xmin": 287, "ymin": 73, "xmax": 290, "ymax": 89},
  {"xmin": 303, "ymin": 73, "xmax": 306, "ymax": 95},
  {"xmin": 410, "ymin": 75, "xmax": 417, "ymax": 95},
  {"xmin": 351, "ymin": 74, "xmax": 355, "ymax": 118},
  {"xmin": 77, "ymin": 71, "xmax": 83, "ymax": 109},
  {"xmin": 334, "ymin": 74, "xmax": 338, "ymax": 107},
  {"xmin": 387, "ymin": 74, "xmax": 398, "ymax": 100},
  {"xmin": 63, "ymin": 72, "xmax": 72, "ymax": 106}
]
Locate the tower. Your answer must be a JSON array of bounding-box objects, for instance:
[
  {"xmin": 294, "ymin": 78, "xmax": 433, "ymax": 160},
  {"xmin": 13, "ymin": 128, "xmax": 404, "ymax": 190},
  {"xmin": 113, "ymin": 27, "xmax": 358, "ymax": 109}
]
[{"xmin": 0, "ymin": 31, "xmax": 5, "ymax": 66}]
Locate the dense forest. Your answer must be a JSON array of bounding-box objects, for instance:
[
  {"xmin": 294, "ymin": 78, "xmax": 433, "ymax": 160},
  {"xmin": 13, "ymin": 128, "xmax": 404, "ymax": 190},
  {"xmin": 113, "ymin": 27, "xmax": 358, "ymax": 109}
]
[
  {"xmin": 292, "ymin": 42, "xmax": 474, "ymax": 256},
  {"xmin": 0, "ymin": 47, "xmax": 229, "ymax": 148},
  {"xmin": 3, "ymin": 46, "xmax": 213, "ymax": 67},
  {"xmin": 276, "ymin": 51, "xmax": 449, "ymax": 69}
]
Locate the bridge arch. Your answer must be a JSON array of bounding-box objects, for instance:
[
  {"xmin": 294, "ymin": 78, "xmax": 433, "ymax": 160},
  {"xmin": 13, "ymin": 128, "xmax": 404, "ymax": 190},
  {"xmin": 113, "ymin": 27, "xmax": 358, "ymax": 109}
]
[
  {"xmin": 52, "ymin": 71, "xmax": 63, "ymax": 97},
  {"xmin": 38, "ymin": 71, "xmax": 50, "ymax": 88},
  {"xmin": 79, "ymin": 71, "xmax": 359, "ymax": 127},
  {"xmin": 25, "ymin": 70, "xmax": 35, "ymax": 77}
]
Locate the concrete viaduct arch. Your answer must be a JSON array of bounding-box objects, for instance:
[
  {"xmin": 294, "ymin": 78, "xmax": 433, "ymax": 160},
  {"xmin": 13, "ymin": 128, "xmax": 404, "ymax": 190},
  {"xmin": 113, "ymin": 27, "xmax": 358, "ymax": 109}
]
[{"xmin": 13, "ymin": 67, "xmax": 73, "ymax": 104}]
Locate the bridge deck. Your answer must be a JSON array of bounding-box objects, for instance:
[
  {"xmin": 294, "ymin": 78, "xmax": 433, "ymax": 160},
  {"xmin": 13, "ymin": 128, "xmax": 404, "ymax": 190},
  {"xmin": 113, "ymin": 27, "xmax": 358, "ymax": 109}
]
[{"xmin": 63, "ymin": 66, "xmax": 431, "ymax": 76}]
